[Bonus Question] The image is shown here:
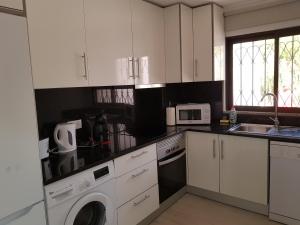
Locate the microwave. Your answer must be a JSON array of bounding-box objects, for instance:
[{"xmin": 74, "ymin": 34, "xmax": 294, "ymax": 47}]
[{"xmin": 176, "ymin": 103, "xmax": 211, "ymax": 125}]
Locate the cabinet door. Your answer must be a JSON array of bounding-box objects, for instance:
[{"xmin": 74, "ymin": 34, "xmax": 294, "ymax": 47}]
[
  {"xmin": 84, "ymin": 0, "xmax": 134, "ymax": 86},
  {"xmin": 164, "ymin": 4, "xmax": 193, "ymax": 84},
  {"xmin": 187, "ymin": 132, "xmax": 219, "ymax": 192},
  {"xmin": 181, "ymin": 4, "xmax": 194, "ymax": 83},
  {"xmin": 132, "ymin": 0, "xmax": 165, "ymax": 85},
  {"xmin": 26, "ymin": 0, "xmax": 88, "ymax": 89},
  {"xmin": 164, "ymin": 4, "xmax": 181, "ymax": 83},
  {"xmin": 0, "ymin": 0, "xmax": 23, "ymax": 10},
  {"xmin": 213, "ymin": 4, "xmax": 225, "ymax": 81},
  {"xmin": 193, "ymin": 4, "xmax": 213, "ymax": 82},
  {"xmin": 219, "ymin": 135, "xmax": 268, "ymax": 205}
]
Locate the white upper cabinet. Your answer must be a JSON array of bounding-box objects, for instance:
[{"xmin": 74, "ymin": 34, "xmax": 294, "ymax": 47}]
[
  {"xmin": 132, "ymin": 0, "xmax": 166, "ymax": 86},
  {"xmin": 193, "ymin": 4, "xmax": 225, "ymax": 82},
  {"xmin": 26, "ymin": 0, "xmax": 88, "ymax": 89},
  {"xmin": 213, "ymin": 4, "xmax": 225, "ymax": 81},
  {"xmin": 84, "ymin": 0, "xmax": 134, "ymax": 86},
  {"xmin": 0, "ymin": 0, "xmax": 23, "ymax": 10},
  {"xmin": 165, "ymin": 4, "xmax": 193, "ymax": 83}
]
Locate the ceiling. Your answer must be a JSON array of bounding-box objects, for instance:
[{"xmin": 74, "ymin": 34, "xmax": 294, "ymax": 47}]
[{"xmin": 147, "ymin": 0, "xmax": 297, "ymax": 15}]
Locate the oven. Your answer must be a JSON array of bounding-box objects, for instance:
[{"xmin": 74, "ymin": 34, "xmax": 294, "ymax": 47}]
[{"xmin": 156, "ymin": 133, "xmax": 186, "ymax": 203}]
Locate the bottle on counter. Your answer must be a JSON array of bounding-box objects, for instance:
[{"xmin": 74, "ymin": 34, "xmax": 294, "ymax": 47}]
[{"xmin": 229, "ymin": 107, "xmax": 237, "ymax": 124}]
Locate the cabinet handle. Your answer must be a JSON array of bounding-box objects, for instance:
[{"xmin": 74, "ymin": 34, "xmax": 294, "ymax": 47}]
[
  {"xmin": 220, "ymin": 140, "xmax": 224, "ymax": 160},
  {"xmin": 213, "ymin": 139, "xmax": 216, "ymax": 159},
  {"xmin": 128, "ymin": 57, "xmax": 135, "ymax": 78},
  {"xmin": 133, "ymin": 194, "xmax": 150, "ymax": 207},
  {"xmin": 134, "ymin": 57, "xmax": 140, "ymax": 78},
  {"xmin": 131, "ymin": 169, "xmax": 149, "ymax": 179},
  {"xmin": 81, "ymin": 53, "xmax": 88, "ymax": 80},
  {"xmin": 194, "ymin": 59, "xmax": 198, "ymax": 77},
  {"xmin": 131, "ymin": 151, "xmax": 147, "ymax": 159}
]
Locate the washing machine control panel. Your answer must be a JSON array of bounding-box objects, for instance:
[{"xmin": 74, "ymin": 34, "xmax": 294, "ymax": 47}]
[{"xmin": 45, "ymin": 161, "xmax": 114, "ymax": 208}]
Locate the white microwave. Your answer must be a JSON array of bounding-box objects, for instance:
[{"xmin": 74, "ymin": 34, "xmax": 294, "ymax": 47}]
[{"xmin": 176, "ymin": 103, "xmax": 211, "ymax": 125}]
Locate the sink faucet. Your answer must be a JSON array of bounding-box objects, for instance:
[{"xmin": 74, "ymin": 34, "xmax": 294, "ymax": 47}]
[{"xmin": 261, "ymin": 93, "xmax": 280, "ymax": 130}]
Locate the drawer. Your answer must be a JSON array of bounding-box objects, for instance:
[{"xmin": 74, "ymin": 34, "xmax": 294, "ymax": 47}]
[
  {"xmin": 114, "ymin": 144, "xmax": 157, "ymax": 177},
  {"xmin": 116, "ymin": 160, "xmax": 158, "ymax": 207},
  {"xmin": 118, "ymin": 185, "xmax": 159, "ymax": 225}
]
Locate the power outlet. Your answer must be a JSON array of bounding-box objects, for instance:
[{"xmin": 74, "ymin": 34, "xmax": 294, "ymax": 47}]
[{"xmin": 69, "ymin": 119, "xmax": 82, "ymax": 129}]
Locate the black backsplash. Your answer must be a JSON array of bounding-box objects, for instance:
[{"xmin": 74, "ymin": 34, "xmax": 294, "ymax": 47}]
[
  {"xmin": 35, "ymin": 81, "xmax": 224, "ymax": 143},
  {"xmin": 166, "ymin": 81, "xmax": 224, "ymax": 122},
  {"xmin": 35, "ymin": 87, "xmax": 95, "ymax": 140}
]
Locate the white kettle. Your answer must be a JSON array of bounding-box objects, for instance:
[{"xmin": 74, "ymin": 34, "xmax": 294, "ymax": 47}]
[{"xmin": 54, "ymin": 123, "xmax": 77, "ymax": 152}]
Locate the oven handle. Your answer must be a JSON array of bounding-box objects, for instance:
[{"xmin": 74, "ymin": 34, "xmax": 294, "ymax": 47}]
[{"xmin": 158, "ymin": 150, "xmax": 186, "ymax": 167}]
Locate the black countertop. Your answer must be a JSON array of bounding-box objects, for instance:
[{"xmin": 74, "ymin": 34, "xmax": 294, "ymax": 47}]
[{"xmin": 42, "ymin": 123, "xmax": 300, "ymax": 185}]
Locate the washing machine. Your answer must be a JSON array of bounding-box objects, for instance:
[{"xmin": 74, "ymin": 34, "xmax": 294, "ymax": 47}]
[{"xmin": 44, "ymin": 161, "xmax": 116, "ymax": 225}]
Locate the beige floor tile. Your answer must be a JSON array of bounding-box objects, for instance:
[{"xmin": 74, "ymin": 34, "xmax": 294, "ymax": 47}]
[{"xmin": 149, "ymin": 194, "xmax": 281, "ymax": 225}]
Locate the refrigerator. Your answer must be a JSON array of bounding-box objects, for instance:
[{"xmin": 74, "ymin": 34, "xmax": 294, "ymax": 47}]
[{"xmin": 0, "ymin": 11, "xmax": 47, "ymax": 225}]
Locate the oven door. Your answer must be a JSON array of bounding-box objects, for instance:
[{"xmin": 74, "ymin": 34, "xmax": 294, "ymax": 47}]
[
  {"xmin": 158, "ymin": 149, "xmax": 187, "ymax": 203},
  {"xmin": 65, "ymin": 193, "xmax": 114, "ymax": 225}
]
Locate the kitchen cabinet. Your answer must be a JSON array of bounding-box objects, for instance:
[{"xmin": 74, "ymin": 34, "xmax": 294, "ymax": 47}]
[
  {"xmin": 187, "ymin": 132, "xmax": 219, "ymax": 192},
  {"xmin": 193, "ymin": 4, "xmax": 225, "ymax": 81},
  {"xmin": 115, "ymin": 144, "xmax": 159, "ymax": 225},
  {"xmin": 132, "ymin": 0, "xmax": 166, "ymax": 86},
  {"xmin": 219, "ymin": 135, "xmax": 268, "ymax": 205},
  {"xmin": 26, "ymin": 0, "xmax": 88, "ymax": 89},
  {"xmin": 84, "ymin": 0, "xmax": 134, "ymax": 86},
  {"xmin": 164, "ymin": 4, "xmax": 193, "ymax": 83},
  {"xmin": 0, "ymin": 0, "xmax": 23, "ymax": 10},
  {"xmin": 187, "ymin": 132, "xmax": 268, "ymax": 205}
]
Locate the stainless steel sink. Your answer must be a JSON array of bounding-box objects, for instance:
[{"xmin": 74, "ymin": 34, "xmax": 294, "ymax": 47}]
[
  {"xmin": 269, "ymin": 127, "xmax": 300, "ymax": 138},
  {"xmin": 228, "ymin": 123, "xmax": 274, "ymax": 135},
  {"xmin": 229, "ymin": 123, "xmax": 300, "ymax": 138}
]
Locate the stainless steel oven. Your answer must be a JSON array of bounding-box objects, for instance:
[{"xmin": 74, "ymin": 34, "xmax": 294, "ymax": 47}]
[{"xmin": 157, "ymin": 133, "xmax": 186, "ymax": 203}]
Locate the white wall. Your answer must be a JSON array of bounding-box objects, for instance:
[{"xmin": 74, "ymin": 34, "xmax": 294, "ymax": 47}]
[{"xmin": 225, "ymin": 1, "xmax": 300, "ymax": 36}]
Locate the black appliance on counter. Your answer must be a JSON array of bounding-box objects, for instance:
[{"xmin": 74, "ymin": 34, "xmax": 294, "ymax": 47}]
[{"xmin": 156, "ymin": 133, "xmax": 186, "ymax": 203}]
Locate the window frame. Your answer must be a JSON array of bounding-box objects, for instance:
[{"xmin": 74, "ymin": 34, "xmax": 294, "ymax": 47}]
[{"xmin": 226, "ymin": 26, "xmax": 300, "ymax": 113}]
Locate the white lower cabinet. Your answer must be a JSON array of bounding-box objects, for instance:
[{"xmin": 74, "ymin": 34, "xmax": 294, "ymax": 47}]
[
  {"xmin": 115, "ymin": 144, "xmax": 159, "ymax": 225},
  {"xmin": 187, "ymin": 132, "xmax": 268, "ymax": 205},
  {"xmin": 187, "ymin": 132, "xmax": 219, "ymax": 192},
  {"xmin": 116, "ymin": 160, "xmax": 158, "ymax": 207},
  {"xmin": 118, "ymin": 185, "xmax": 159, "ymax": 225},
  {"xmin": 219, "ymin": 135, "xmax": 268, "ymax": 205}
]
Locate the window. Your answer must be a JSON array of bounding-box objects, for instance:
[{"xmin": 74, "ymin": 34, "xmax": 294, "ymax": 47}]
[{"xmin": 226, "ymin": 27, "xmax": 300, "ymax": 113}]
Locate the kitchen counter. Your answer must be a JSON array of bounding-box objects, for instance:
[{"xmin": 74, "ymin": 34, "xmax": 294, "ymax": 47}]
[{"xmin": 42, "ymin": 123, "xmax": 300, "ymax": 185}]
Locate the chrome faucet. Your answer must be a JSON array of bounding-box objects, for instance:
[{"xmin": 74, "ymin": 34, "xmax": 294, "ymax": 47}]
[{"xmin": 261, "ymin": 93, "xmax": 280, "ymax": 130}]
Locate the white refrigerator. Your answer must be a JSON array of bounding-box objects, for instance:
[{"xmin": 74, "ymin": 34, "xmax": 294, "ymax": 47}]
[{"xmin": 0, "ymin": 11, "xmax": 47, "ymax": 225}]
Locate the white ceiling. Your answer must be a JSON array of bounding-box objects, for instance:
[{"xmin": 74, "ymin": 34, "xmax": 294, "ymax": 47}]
[{"xmin": 147, "ymin": 0, "xmax": 297, "ymax": 15}]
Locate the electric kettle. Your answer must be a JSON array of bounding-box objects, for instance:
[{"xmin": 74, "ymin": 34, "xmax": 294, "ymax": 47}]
[{"xmin": 54, "ymin": 123, "xmax": 77, "ymax": 152}]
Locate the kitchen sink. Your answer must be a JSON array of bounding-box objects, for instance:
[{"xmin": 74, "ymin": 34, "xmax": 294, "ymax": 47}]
[
  {"xmin": 228, "ymin": 123, "xmax": 274, "ymax": 135},
  {"xmin": 229, "ymin": 123, "xmax": 300, "ymax": 138},
  {"xmin": 269, "ymin": 127, "xmax": 300, "ymax": 138}
]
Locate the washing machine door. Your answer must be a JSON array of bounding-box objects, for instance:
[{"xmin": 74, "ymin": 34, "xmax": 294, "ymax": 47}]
[{"xmin": 65, "ymin": 192, "xmax": 114, "ymax": 225}]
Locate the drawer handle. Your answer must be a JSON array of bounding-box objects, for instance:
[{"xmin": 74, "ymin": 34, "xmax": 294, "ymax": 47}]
[
  {"xmin": 131, "ymin": 169, "xmax": 149, "ymax": 179},
  {"xmin": 133, "ymin": 194, "xmax": 150, "ymax": 207},
  {"xmin": 131, "ymin": 151, "xmax": 147, "ymax": 159}
]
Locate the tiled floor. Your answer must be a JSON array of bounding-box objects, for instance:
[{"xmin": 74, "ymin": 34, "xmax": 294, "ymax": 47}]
[{"xmin": 150, "ymin": 194, "xmax": 281, "ymax": 225}]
